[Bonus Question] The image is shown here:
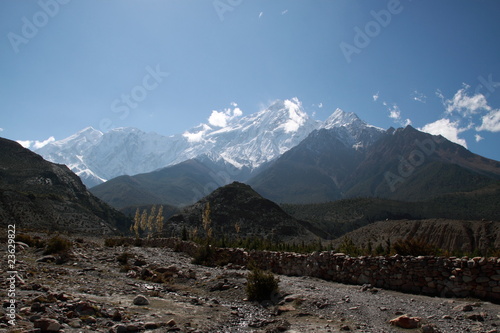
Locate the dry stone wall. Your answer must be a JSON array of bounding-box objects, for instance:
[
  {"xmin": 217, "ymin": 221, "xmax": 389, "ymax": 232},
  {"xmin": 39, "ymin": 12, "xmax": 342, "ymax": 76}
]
[{"xmin": 123, "ymin": 238, "xmax": 500, "ymax": 303}]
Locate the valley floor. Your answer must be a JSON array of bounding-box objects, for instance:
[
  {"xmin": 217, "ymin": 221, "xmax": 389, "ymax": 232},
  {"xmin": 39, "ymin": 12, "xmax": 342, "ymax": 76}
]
[{"xmin": 2, "ymin": 235, "xmax": 500, "ymax": 332}]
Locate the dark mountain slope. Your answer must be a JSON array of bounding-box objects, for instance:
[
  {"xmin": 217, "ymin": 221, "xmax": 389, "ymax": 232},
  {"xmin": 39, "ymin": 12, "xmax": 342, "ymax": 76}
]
[
  {"xmin": 166, "ymin": 182, "xmax": 322, "ymax": 242},
  {"xmin": 344, "ymin": 126, "xmax": 500, "ymax": 200},
  {"xmin": 248, "ymin": 128, "xmax": 363, "ymax": 203},
  {"xmin": 90, "ymin": 159, "xmax": 228, "ymax": 208},
  {"xmin": 250, "ymin": 125, "xmax": 500, "ymax": 203},
  {"xmin": 282, "ymin": 183, "xmax": 500, "ymax": 239},
  {"xmin": 0, "ymin": 137, "xmax": 130, "ymax": 234}
]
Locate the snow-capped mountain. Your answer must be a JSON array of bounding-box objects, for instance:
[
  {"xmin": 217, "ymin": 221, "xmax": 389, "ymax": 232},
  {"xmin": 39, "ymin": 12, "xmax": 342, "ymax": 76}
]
[{"xmin": 34, "ymin": 98, "xmax": 376, "ymax": 187}]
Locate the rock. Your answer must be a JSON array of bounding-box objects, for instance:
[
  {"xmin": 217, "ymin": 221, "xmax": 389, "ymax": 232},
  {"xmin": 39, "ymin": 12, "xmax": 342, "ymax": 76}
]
[
  {"xmin": 133, "ymin": 294, "xmax": 150, "ymax": 306},
  {"xmin": 36, "ymin": 255, "xmax": 56, "ymax": 263},
  {"xmin": 81, "ymin": 315, "xmax": 97, "ymax": 324},
  {"xmin": 112, "ymin": 310, "xmax": 122, "ymax": 321},
  {"xmin": 34, "ymin": 318, "xmax": 61, "ymax": 332},
  {"xmin": 30, "ymin": 302, "xmax": 45, "ymax": 313},
  {"xmin": 75, "ymin": 301, "xmax": 97, "ymax": 316},
  {"xmin": 111, "ymin": 324, "xmax": 128, "ymax": 333},
  {"xmin": 453, "ymin": 304, "xmax": 473, "ymax": 312},
  {"xmin": 144, "ymin": 322, "xmax": 162, "ymax": 329},
  {"xmin": 340, "ymin": 324, "xmax": 351, "ymax": 331},
  {"xmin": 166, "ymin": 319, "xmax": 176, "ymax": 327},
  {"xmin": 277, "ymin": 305, "xmax": 296, "ymax": 314},
  {"xmin": 133, "ymin": 258, "xmax": 147, "ymax": 266},
  {"xmin": 389, "ymin": 314, "xmax": 421, "ymax": 329},
  {"xmin": 68, "ymin": 319, "xmax": 82, "ymax": 328},
  {"xmin": 421, "ymin": 323, "xmax": 439, "ymax": 333},
  {"xmin": 466, "ymin": 312, "xmax": 486, "ymax": 321}
]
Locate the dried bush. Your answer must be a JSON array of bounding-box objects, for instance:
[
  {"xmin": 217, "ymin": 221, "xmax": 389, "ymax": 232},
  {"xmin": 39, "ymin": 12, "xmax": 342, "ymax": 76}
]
[
  {"xmin": 246, "ymin": 266, "xmax": 279, "ymax": 302},
  {"xmin": 44, "ymin": 235, "xmax": 72, "ymax": 255}
]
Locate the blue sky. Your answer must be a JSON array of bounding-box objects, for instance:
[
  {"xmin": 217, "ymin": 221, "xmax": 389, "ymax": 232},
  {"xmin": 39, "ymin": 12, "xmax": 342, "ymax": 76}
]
[{"xmin": 1, "ymin": 0, "xmax": 500, "ymax": 160}]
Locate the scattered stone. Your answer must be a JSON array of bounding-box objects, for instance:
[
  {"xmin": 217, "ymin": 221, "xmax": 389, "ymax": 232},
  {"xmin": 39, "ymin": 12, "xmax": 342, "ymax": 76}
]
[
  {"xmin": 340, "ymin": 324, "xmax": 351, "ymax": 331},
  {"xmin": 166, "ymin": 319, "xmax": 177, "ymax": 327},
  {"xmin": 30, "ymin": 302, "xmax": 45, "ymax": 313},
  {"xmin": 145, "ymin": 322, "xmax": 162, "ymax": 329},
  {"xmin": 466, "ymin": 312, "xmax": 486, "ymax": 321},
  {"xmin": 68, "ymin": 319, "xmax": 82, "ymax": 328},
  {"xmin": 133, "ymin": 294, "xmax": 150, "ymax": 306},
  {"xmin": 134, "ymin": 258, "xmax": 147, "ymax": 266},
  {"xmin": 389, "ymin": 314, "xmax": 421, "ymax": 329},
  {"xmin": 277, "ymin": 305, "xmax": 296, "ymax": 314},
  {"xmin": 111, "ymin": 324, "xmax": 128, "ymax": 333},
  {"xmin": 112, "ymin": 310, "xmax": 122, "ymax": 321},
  {"xmin": 421, "ymin": 324, "xmax": 440, "ymax": 333},
  {"xmin": 34, "ymin": 318, "xmax": 61, "ymax": 332},
  {"xmin": 453, "ymin": 304, "xmax": 473, "ymax": 312},
  {"xmin": 36, "ymin": 255, "xmax": 56, "ymax": 263}
]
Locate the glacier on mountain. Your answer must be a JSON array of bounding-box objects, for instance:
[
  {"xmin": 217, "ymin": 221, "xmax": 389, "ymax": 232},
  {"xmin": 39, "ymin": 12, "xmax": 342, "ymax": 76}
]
[{"xmin": 34, "ymin": 98, "xmax": 381, "ymax": 187}]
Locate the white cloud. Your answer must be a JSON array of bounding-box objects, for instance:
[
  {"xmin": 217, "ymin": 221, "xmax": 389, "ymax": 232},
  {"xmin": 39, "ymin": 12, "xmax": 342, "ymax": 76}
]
[
  {"xmin": 411, "ymin": 90, "xmax": 427, "ymax": 103},
  {"xmin": 282, "ymin": 97, "xmax": 306, "ymax": 133},
  {"xmin": 281, "ymin": 9, "xmax": 288, "ymax": 15},
  {"xmin": 386, "ymin": 103, "xmax": 412, "ymax": 126},
  {"xmin": 420, "ymin": 118, "xmax": 468, "ymax": 148},
  {"xmin": 17, "ymin": 140, "xmax": 32, "ymax": 148},
  {"xmin": 372, "ymin": 92, "xmax": 379, "ymax": 102},
  {"xmin": 207, "ymin": 103, "xmax": 244, "ymax": 128},
  {"xmin": 208, "ymin": 110, "xmax": 229, "ymax": 127},
  {"xmin": 183, "ymin": 130, "xmax": 204, "ymax": 143},
  {"xmin": 258, "ymin": 11, "xmax": 263, "ymax": 19},
  {"xmin": 33, "ymin": 136, "xmax": 55, "ymax": 149},
  {"xmin": 475, "ymin": 134, "xmax": 484, "ymax": 142},
  {"xmin": 477, "ymin": 109, "xmax": 500, "ymax": 132},
  {"xmin": 318, "ymin": 103, "xmax": 323, "ymax": 108},
  {"xmin": 0, "ymin": 128, "xmax": 3, "ymax": 132},
  {"xmin": 15, "ymin": 136, "xmax": 56, "ymax": 149},
  {"xmin": 444, "ymin": 86, "xmax": 490, "ymax": 116}
]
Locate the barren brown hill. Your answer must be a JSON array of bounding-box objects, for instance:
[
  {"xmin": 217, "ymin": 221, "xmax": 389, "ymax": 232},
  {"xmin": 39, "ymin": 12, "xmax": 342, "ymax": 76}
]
[{"xmin": 330, "ymin": 219, "xmax": 500, "ymax": 255}]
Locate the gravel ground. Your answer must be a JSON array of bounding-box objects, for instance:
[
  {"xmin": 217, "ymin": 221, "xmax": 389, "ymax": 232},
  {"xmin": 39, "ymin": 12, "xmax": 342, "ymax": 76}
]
[{"xmin": 1, "ymin": 236, "xmax": 500, "ymax": 332}]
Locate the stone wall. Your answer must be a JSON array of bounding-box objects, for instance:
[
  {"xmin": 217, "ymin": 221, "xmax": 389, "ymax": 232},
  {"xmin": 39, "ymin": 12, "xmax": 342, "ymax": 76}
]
[{"xmin": 114, "ymin": 238, "xmax": 500, "ymax": 303}]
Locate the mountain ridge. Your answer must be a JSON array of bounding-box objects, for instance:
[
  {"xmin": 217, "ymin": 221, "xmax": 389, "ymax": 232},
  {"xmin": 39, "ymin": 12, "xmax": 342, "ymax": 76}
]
[{"xmin": 33, "ymin": 98, "xmax": 371, "ymax": 187}]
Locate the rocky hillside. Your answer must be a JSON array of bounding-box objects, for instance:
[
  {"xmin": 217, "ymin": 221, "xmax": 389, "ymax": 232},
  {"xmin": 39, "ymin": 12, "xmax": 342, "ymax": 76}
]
[
  {"xmin": 0, "ymin": 137, "xmax": 130, "ymax": 234},
  {"xmin": 166, "ymin": 182, "xmax": 322, "ymax": 242},
  {"xmin": 330, "ymin": 219, "xmax": 500, "ymax": 255}
]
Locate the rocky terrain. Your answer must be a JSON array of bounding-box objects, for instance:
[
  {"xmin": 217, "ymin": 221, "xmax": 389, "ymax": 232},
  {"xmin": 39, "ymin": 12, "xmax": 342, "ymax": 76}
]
[{"xmin": 2, "ymin": 233, "xmax": 500, "ymax": 333}]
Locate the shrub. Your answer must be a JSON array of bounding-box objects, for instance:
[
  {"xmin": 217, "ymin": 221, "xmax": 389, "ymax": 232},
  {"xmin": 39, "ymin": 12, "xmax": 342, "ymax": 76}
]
[
  {"xmin": 44, "ymin": 235, "xmax": 72, "ymax": 255},
  {"xmin": 246, "ymin": 266, "xmax": 279, "ymax": 302},
  {"xmin": 116, "ymin": 252, "xmax": 131, "ymax": 265},
  {"xmin": 392, "ymin": 237, "xmax": 438, "ymax": 256},
  {"xmin": 15, "ymin": 233, "xmax": 45, "ymax": 248},
  {"xmin": 192, "ymin": 243, "xmax": 213, "ymax": 266}
]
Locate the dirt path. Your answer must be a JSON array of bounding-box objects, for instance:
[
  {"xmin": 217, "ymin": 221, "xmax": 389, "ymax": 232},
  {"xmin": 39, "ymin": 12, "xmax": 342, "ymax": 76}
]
[{"xmin": 1, "ymin": 236, "xmax": 500, "ymax": 332}]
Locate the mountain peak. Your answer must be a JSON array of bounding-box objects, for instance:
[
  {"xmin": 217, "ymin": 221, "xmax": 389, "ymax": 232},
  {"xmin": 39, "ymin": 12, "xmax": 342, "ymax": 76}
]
[{"xmin": 323, "ymin": 108, "xmax": 362, "ymax": 129}]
